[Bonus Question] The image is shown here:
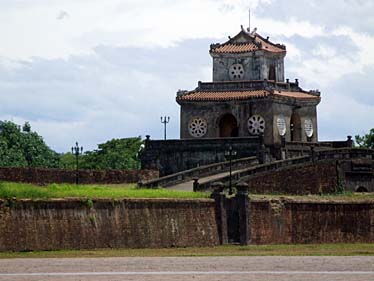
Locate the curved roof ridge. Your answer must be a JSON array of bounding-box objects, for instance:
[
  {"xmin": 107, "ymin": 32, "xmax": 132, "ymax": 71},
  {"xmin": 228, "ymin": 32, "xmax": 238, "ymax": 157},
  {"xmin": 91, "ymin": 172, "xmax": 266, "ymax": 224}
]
[{"xmin": 210, "ymin": 29, "xmax": 286, "ymax": 54}]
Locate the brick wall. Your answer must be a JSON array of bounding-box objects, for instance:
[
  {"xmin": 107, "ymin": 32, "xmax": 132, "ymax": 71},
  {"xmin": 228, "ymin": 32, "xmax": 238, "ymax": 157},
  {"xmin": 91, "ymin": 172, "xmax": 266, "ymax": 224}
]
[
  {"xmin": 0, "ymin": 198, "xmax": 219, "ymax": 251},
  {"xmin": 0, "ymin": 167, "xmax": 158, "ymax": 185},
  {"xmin": 246, "ymin": 160, "xmax": 338, "ymax": 194},
  {"xmin": 251, "ymin": 199, "xmax": 374, "ymax": 244}
]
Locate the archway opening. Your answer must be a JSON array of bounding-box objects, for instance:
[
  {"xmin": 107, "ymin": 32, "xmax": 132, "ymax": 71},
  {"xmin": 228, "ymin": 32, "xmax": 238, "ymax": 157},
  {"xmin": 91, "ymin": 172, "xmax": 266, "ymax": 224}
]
[
  {"xmin": 290, "ymin": 112, "xmax": 302, "ymax": 142},
  {"xmin": 268, "ymin": 65, "xmax": 276, "ymax": 81},
  {"xmin": 356, "ymin": 186, "xmax": 368, "ymax": 193},
  {"xmin": 219, "ymin": 114, "xmax": 238, "ymax": 137}
]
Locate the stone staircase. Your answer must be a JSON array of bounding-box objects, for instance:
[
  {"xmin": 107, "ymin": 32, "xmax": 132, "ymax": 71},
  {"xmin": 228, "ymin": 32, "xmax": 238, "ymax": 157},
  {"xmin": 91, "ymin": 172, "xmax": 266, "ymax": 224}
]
[{"xmin": 138, "ymin": 156, "xmax": 259, "ymax": 189}]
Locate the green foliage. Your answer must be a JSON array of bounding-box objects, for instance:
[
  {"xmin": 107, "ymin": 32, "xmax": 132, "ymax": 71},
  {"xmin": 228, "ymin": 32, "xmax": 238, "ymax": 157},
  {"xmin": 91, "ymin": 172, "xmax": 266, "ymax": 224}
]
[
  {"xmin": 0, "ymin": 120, "xmax": 143, "ymax": 170},
  {"xmin": 0, "ymin": 121, "xmax": 59, "ymax": 168},
  {"xmin": 22, "ymin": 122, "xmax": 31, "ymax": 133},
  {"xmin": 335, "ymin": 177, "xmax": 346, "ymax": 194},
  {"xmin": 355, "ymin": 128, "xmax": 374, "ymax": 149},
  {"xmin": 59, "ymin": 153, "xmax": 76, "ymax": 169},
  {"xmin": 83, "ymin": 198, "xmax": 94, "ymax": 208},
  {"xmin": 79, "ymin": 137, "xmax": 143, "ymax": 170},
  {"xmin": 0, "ymin": 182, "xmax": 209, "ymax": 199}
]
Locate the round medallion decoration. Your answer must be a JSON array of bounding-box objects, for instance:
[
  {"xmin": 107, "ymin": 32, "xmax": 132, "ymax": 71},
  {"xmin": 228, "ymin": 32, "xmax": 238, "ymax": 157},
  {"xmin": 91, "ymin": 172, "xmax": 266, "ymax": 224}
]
[
  {"xmin": 247, "ymin": 115, "xmax": 265, "ymax": 135},
  {"xmin": 229, "ymin": 64, "xmax": 244, "ymax": 80},
  {"xmin": 188, "ymin": 117, "xmax": 208, "ymax": 138},
  {"xmin": 276, "ymin": 116, "xmax": 287, "ymax": 136},
  {"xmin": 304, "ymin": 119, "xmax": 314, "ymax": 138}
]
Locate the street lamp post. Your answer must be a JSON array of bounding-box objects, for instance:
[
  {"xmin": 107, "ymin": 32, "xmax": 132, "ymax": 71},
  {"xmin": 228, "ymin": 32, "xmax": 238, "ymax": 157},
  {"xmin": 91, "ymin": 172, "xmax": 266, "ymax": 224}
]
[
  {"xmin": 224, "ymin": 144, "xmax": 237, "ymax": 195},
  {"xmin": 160, "ymin": 116, "xmax": 170, "ymax": 140},
  {"xmin": 71, "ymin": 142, "xmax": 83, "ymax": 184}
]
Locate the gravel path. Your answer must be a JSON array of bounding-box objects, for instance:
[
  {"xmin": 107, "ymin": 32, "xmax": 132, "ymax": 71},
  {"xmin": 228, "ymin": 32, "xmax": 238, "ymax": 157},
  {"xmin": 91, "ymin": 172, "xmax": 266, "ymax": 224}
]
[{"xmin": 1, "ymin": 256, "xmax": 374, "ymax": 281}]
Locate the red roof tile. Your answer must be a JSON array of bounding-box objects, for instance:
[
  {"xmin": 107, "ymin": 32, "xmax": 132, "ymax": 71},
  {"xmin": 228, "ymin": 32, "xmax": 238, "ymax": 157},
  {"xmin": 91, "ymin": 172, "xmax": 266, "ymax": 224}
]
[
  {"xmin": 177, "ymin": 89, "xmax": 319, "ymax": 102},
  {"xmin": 213, "ymin": 43, "xmax": 259, "ymax": 54},
  {"xmin": 273, "ymin": 90, "xmax": 319, "ymax": 100},
  {"xmin": 210, "ymin": 31, "xmax": 286, "ymax": 54},
  {"xmin": 177, "ymin": 90, "xmax": 269, "ymax": 102}
]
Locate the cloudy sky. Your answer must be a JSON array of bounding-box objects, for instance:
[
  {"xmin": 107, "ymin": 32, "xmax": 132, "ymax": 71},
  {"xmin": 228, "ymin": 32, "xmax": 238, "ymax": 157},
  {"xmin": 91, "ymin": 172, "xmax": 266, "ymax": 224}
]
[{"xmin": 0, "ymin": 0, "xmax": 373, "ymax": 152}]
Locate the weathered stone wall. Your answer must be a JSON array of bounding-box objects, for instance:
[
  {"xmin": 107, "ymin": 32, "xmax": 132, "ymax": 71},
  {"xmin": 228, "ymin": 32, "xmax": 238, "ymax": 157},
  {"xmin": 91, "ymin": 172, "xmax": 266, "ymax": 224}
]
[
  {"xmin": 1, "ymin": 197, "xmax": 374, "ymax": 251},
  {"xmin": 251, "ymin": 199, "xmax": 374, "ymax": 244},
  {"xmin": 245, "ymin": 160, "xmax": 338, "ymax": 194},
  {"xmin": 140, "ymin": 137, "xmax": 261, "ymax": 176},
  {"xmin": 0, "ymin": 198, "xmax": 219, "ymax": 251},
  {"xmin": 340, "ymin": 159, "xmax": 374, "ymax": 192},
  {"xmin": 212, "ymin": 51, "xmax": 285, "ymax": 82},
  {"xmin": 0, "ymin": 167, "xmax": 158, "ymax": 185}
]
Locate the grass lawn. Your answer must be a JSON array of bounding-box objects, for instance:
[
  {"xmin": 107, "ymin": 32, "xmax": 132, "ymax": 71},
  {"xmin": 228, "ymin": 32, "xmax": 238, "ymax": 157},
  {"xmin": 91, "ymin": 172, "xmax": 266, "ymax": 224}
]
[
  {"xmin": 1, "ymin": 243, "xmax": 374, "ymax": 259},
  {"xmin": 0, "ymin": 182, "xmax": 209, "ymax": 199},
  {"xmin": 1, "ymin": 181, "xmax": 374, "ymax": 201}
]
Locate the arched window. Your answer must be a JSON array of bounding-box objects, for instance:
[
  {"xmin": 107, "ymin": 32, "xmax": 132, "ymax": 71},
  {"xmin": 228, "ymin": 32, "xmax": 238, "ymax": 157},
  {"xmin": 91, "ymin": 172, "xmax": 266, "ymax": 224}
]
[{"xmin": 268, "ymin": 65, "xmax": 276, "ymax": 81}]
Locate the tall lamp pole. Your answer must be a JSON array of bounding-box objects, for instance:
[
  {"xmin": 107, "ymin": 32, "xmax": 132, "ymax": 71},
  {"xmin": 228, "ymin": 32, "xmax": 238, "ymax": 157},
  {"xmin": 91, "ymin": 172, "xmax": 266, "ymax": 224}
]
[
  {"xmin": 71, "ymin": 142, "xmax": 83, "ymax": 184},
  {"xmin": 224, "ymin": 144, "xmax": 237, "ymax": 195},
  {"xmin": 160, "ymin": 116, "xmax": 170, "ymax": 140}
]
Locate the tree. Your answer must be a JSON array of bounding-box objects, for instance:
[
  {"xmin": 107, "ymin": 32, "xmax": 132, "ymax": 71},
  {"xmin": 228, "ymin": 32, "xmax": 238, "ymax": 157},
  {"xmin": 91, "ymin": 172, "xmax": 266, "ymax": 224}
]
[
  {"xmin": 59, "ymin": 152, "xmax": 76, "ymax": 169},
  {"xmin": 79, "ymin": 137, "xmax": 143, "ymax": 170},
  {"xmin": 355, "ymin": 128, "xmax": 374, "ymax": 149},
  {"xmin": 0, "ymin": 121, "xmax": 59, "ymax": 168}
]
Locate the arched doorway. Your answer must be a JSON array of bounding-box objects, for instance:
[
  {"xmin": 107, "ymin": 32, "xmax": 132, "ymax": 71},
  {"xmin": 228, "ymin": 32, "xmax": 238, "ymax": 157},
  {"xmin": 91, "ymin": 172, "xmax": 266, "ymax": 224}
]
[
  {"xmin": 356, "ymin": 186, "xmax": 368, "ymax": 193},
  {"xmin": 219, "ymin": 114, "xmax": 238, "ymax": 137},
  {"xmin": 268, "ymin": 65, "xmax": 276, "ymax": 81},
  {"xmin": 290, "ymin": 112, "xmax": 302, "ymax": 141}
]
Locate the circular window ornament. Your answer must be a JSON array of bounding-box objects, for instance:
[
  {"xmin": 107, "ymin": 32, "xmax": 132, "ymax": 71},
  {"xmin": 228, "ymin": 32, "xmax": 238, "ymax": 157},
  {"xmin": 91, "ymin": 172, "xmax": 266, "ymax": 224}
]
[
  {"xmin": 188, "ymin": 117, "xmax": 208, "ymax": 138},
  {"xmin": 304, "ymin": 119, "xmax": 314, "ymax": 138},
  {"xmin": 247, "ymin": 115, "xmax": 265, "ymax": 135},
  {"xmin": 229, "ymin": 63, "xmax": 244, "ymax": 80},
  {"xmin": 276, "ymin": 116, "xmax": 287, "ymax": 136}
]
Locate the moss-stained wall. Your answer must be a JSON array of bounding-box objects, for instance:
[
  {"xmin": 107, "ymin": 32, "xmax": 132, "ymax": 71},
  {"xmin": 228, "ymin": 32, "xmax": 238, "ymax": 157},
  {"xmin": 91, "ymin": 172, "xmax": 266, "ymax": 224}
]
[
  {"xmin": 246, "ymin": 160, "xmax": 338, "ymax": 195},
  {"xmin": 0, "ymin": 198, "xmax": 219, "ymax": 251},
  {"xmin": 251, "ymin": 199, "xmax": 374, "ymax": 244},
  {"xmin": 0, "ymin": 167, "xmax": 158, "ymax": 185}
]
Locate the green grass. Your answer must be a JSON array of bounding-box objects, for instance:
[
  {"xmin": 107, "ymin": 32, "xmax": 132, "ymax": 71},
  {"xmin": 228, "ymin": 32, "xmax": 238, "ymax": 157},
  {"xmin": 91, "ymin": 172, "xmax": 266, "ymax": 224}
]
[
  {"xmin": 1, "ymin": 243, "xmax": 374, "ymax": 259},
  {"xmin": 0, "ymin": 182, "xmax": 209, "ymax": 200}
]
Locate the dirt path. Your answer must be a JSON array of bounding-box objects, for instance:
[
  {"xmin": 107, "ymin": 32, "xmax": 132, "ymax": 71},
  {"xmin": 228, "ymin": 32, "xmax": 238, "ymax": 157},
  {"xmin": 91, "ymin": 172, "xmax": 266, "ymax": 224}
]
[{"xmin": 1, "ymin": 256, "xmax": 374, "ymax": 281}]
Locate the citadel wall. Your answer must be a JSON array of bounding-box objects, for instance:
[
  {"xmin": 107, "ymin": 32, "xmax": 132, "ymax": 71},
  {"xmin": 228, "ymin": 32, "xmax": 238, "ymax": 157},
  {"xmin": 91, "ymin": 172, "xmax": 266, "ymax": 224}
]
[{"xmin": 1, "ymin": 197, "xmax": 374, "ymax": 251}]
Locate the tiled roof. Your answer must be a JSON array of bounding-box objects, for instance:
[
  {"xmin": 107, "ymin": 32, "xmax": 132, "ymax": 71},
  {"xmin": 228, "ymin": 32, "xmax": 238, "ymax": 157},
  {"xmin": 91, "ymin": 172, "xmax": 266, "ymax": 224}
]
[
  {"xmin": 210, "ymin": 31, "xmax": 286, "ymax": 54},
  {"xmin": 273, "ymin": 90, "xmax": 319, "ymax": 99},
  {"xmin": 177, "ymin": 90, "xmax": 319, "ymax": 102},
  {"xmin": 213, "ymin": 43, "xmax": 259, "ymax": 54},
  {"xmin": 177, "ymin": 90, "xmax": 269, "ymax": 101},
  {"xmin": 256, "ymin": 36, "xmax": 286, "ymax": 53}
]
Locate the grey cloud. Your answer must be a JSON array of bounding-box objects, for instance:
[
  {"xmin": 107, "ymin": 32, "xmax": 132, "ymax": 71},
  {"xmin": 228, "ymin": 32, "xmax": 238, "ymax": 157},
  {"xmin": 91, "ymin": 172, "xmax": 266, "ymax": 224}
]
[
  {"xmin": 0, "ymin": 39, "xmax": 213, "ymax": 152},
  {"xmin": 256, "ymin": 0, "xmax": 374, "ymax": 34}
]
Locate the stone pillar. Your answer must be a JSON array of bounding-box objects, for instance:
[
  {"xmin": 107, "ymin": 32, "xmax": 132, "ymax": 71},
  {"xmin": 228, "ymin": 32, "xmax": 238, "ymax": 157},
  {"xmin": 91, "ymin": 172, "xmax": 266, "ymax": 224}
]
[
  {"xmin": 145, "ymin": 135, "xmax": 150, "ymax": 148},
  {"xmin": 311, "ymin": 145, "xmax": 316, "ymax": 163},
  {"xmin": 258, "ymin": 134, "xmax": 266, "ymax": 164},
  {"xmin": 346, "ymin": 135, "xmax": 353, "ymax": 148},
  {"xmin": 236, "ymin": 182, "xmax": 251, "ymax": 245},
  {"xmin": 281, "ymin": 136, "xmax": 286, "ymax": 160},
  {"xmin": 193, "ymin": 178, "xmax": 199, "ymax": 192},
  {"xmin": 210, "ymin": 182, "xmax": 228, "ymax": 245}
]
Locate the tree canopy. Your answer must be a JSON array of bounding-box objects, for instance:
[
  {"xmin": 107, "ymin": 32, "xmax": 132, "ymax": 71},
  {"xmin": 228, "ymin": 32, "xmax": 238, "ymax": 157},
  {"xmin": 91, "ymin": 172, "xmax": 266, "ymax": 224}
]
[
  {"xmin": 355, "ymin": 128, "xmax": 374, "ymax": 149},
  {"xmin": 80, "ymin": 137, "xmax": 143, "ymax": 170},
  {"xmin": 0, "ymin": 121, "xmax": 143, "ymax": 170},
  {"xmin": 0, "ymin": 121, "xmax": 59, "ymax": 168},
  {"xmin": 59, "ymin": 137, "xmax": 143, "ymax": 170}
]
